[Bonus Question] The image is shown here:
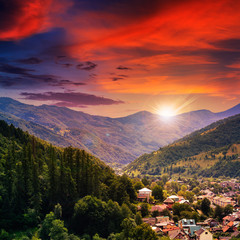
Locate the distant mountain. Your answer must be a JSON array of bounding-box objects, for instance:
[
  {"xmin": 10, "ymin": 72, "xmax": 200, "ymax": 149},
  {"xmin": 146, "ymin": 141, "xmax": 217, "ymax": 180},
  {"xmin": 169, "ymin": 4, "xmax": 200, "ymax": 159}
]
[
  {"xmin": 217, "ymin": 103, "xmax": 240, "ymax": 118},
  {"xmin": 0, "ymin": 97, "xmax": 240, "ymax": 166},
  {"xmin": 0, "ymin": 111, "xmax": 75, "ymax": 148},
  {"xmin": 125, "ymin": 114, "xmax": 240, "ymax": 177}
]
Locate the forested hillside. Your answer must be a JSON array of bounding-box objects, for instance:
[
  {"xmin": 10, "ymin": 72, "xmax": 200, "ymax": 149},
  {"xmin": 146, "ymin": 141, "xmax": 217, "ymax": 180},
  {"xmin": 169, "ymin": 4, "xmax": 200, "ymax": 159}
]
[
  {"xmin": 0, "ymin": 120, "xmax": 147, "ymax": 239},
  {"xmin": 125, "ymin": 114, "xmax": 240, "ymax": 177}
]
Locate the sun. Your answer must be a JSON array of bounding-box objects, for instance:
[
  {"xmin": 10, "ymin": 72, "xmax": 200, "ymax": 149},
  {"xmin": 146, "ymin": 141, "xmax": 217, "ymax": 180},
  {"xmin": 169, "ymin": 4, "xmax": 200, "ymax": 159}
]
[{"xmin": 158, "ymin": 106, "xmax": 176, "ymax": 119}]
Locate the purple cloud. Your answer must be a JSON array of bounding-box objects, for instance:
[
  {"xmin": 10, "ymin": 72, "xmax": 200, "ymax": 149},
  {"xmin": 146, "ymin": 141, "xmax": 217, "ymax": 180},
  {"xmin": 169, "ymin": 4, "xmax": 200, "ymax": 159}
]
[
  {"xmin": 17, "ymin": 57, "xmax": 43, "ymax": 64},
  {"xmin": 20, "ymin": 91, "xmax": 124, "ymax": 106},
  {"xmin": 76, "ymin": 61, "xmax": 97, "ymax": 71}
]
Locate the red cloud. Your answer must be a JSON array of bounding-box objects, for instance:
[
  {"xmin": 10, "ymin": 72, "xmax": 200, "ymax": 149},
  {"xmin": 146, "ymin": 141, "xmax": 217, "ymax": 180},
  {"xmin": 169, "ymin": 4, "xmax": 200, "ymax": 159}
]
[{"xmin": 0, "ymin": 0, "xmax": 54, "ymax": 40}]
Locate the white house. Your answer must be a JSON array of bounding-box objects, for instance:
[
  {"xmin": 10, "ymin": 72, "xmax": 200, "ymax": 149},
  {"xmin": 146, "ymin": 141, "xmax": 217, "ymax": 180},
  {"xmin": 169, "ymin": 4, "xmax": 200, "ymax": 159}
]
[
  {"xmin": 169, "ymin": 195, "xmax": 179, "ymax": 202},
  {"xmin": 137, "ymin": 188, "xmax": 152, "ymax": 202}
]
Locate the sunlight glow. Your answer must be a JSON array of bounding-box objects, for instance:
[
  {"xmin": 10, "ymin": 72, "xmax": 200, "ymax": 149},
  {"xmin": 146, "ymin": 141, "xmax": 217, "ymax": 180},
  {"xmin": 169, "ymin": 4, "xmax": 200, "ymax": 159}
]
[
  {"xmin": 149, "ymin": 95, "xmax": 197, "ymax": 119},
  {"xmin": 158, "ymin": 106, "xmax": 176, "ymax": 118}
]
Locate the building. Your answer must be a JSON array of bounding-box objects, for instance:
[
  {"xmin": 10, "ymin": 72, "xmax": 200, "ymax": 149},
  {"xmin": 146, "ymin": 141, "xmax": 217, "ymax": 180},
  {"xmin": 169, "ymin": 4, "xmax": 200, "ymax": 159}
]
[
  {"xmin": 178, "ymin": 219, "xmax": 201, "ymax": 238},
  {"xmin": 195, "ymin": 228, "xmax": 213, "ymax": 240},
  {"xmin": 142, "ymin": 217, "xmax": 156, "ymax": 226},
  {"xmin": 164, "ymin": 198, "xmax": 175, "ymax": 209},
  {"xmin": 137, "ymin": 188, "xmax": 152, "ymax": 202},
  {"xmin": 168, "ymin": 229, "xmax": 188, "ymax": 240},
  {"xmin": 212, "ymin": 196, "xmax": 234, "ymax": 207},
  {"xmin": 179, "ymin": 199, "xmax": 190, "ymax": 204},
  {"xmin": 150, "ymin": 204, "xmax": 167, "ymax": 213},
  {"xmin": 169, "ymin": 195, "xmax": 180, "ymax": 202},
  {"xmin": 178, "ymin": 219, "xmax": 197, "ymax": 229}
]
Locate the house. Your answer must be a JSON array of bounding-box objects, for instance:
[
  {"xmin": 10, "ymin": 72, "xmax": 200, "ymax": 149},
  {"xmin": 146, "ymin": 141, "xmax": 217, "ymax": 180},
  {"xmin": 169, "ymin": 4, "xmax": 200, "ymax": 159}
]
[
  {"xmin": 222, "ymin": 221, "xmax": 234, "ymax": 233},
  {"xmin": 212, "ymin": 196, "xmax": 234, "ymax": 207},
  {"xmin": 137, "ymin": 188, "xmax": 152, "ymax": 202},
  {"xmin": 210, "ymin": 227, "xmax": 222, "ymax": 233},
  {"xmin": 162, "ymin": 224, "xmax": 180, "ymax": 235},
  {"xmin": 223, "ymin": 215, "xmax": 232, "ymax": 225},
  {"xmin": 169, "ymin": 195, "xmax": 180, "ymax": 202},
  {"xmin": 203, "ymin": 218, "xmax": 218, "ymax": 227},
  {"xmin": 168, "ymin": 229, "xmax": 188, "ymax": 240},
  {"xmin": 151, "ymin": 226, "xmax": 161, "ymax": 234},
  {"xmin": 178, "ymin": 219, "xmax": 197, "ymax": 229},
  {"xmin": 195, "ymin": 228, "xmax": 213, "ymax": 240},
  {"xmin": 142, "ymin": 217, "xmax": 156, "ymax": 226},
  {"xmin": 178, "ymin": 219, "xmax": 201, "ymax": 238},
  {"xmin": 164, "ymin": 198, "xmax": 175, "ymax": 209},
  {"xmin": 155, "ymin": 216, "xmax": 174, "ymax": 229},
  {"xmin": 156, "ymin": 216, "xmax": 170, "ymax": 224},
  {"xmin": 179, "ymin": 199, "xmax": 190, "ymax": 204},
  {"xmin": 150, "ymin": 204, "xmax": 167, "ymax": 213}
]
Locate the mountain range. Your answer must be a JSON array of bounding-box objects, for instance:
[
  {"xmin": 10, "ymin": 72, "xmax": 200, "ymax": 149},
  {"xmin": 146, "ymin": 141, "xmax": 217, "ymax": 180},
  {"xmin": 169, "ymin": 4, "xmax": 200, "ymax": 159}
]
[{"xmin": 0, "ymin": 97, "xmax": 240, "ymax": 167}]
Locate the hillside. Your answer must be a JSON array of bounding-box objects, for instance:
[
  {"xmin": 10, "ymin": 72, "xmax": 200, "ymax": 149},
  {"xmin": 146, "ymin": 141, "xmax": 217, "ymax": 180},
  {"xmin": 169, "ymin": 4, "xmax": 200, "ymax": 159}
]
[
  {"xmin": 125, "ymin": 114, "xmax": 240, "ymax": 177},
  {"xmin": 0, "ymin": 120, "xmax": 137, "ymax": 236},
  {"xmin": 0, "ymin": 97, "xmax": 240, "ymax": 166}
]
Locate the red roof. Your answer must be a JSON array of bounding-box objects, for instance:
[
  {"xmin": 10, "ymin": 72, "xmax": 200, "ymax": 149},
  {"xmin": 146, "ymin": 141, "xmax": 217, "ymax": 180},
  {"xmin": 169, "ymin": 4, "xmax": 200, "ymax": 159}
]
[
  {"xmin": 223, "ymin": 222, "xmax": 233, "ymax": 233},
  {"xmin": 222, "ymin": 226, "xmax": 230, "ymax": 233},
  {"xmin": 162, "ymin": 225, "xmax": 179, "ymax": 233},
  {"xmin": 164, "ymin": 198, "xmax": 174, "ymax": 203}
]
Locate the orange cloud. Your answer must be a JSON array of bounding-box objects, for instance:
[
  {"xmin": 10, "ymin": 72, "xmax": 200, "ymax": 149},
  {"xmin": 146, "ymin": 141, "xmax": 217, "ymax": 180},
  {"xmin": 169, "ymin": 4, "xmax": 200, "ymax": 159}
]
[{"xmin": 63, "ymin": 0, "xmax": 240, "ymax": 60}]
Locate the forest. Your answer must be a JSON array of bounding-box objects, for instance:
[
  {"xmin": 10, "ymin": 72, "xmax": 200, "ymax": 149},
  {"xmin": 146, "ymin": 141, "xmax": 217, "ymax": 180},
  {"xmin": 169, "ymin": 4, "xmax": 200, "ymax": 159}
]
[{"xmin": 0, "ymin": 120, "xmax": 157, "ymax": 239}]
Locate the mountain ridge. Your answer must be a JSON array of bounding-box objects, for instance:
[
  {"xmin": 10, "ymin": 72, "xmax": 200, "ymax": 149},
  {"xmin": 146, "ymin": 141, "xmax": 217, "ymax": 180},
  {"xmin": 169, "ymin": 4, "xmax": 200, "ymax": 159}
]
[{"xmin": 0, "ymin": 97, "xmax": 240, "ymax": 166}]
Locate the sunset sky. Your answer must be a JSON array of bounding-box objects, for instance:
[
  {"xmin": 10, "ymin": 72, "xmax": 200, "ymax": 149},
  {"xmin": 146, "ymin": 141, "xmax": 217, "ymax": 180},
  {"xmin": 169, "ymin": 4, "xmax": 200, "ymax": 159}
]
[{"xmin": 1, "ymin": 0, "xmax": 240, "ymax": 117}]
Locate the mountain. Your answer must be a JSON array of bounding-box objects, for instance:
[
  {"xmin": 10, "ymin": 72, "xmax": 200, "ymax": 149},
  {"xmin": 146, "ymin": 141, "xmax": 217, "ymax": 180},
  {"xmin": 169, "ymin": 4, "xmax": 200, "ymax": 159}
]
[
  {"xmin": 217, "ymin": 103, "xmax": 240, "ymax": 118},
  {"xmin": 0, "ymin": 98, "xmax": 134, "ymax": 166},
  {"xmin": 0, "ymin": 97, "xmax": 240, "ymax": 167},
  {"xmin": 125, "ymin": 114, "xmax": 240, "ymax": 177},
  {"xmin": 0, "ymin": 111, "xmax": 75, "ymax": 148}
]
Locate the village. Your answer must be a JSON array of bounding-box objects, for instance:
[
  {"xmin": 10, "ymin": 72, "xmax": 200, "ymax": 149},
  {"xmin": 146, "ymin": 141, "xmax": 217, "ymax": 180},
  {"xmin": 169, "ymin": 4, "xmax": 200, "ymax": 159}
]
[{"xmin": 135, "ymin": 178, "xmax": 240, "ymax": 240}]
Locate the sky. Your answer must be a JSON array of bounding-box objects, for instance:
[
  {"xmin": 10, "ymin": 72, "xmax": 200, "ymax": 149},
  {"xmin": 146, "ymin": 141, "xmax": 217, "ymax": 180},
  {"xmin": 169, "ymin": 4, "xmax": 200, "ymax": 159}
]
[{"xmin": 1, "ymin": 0, "xmax": 240, "ymax": 117}]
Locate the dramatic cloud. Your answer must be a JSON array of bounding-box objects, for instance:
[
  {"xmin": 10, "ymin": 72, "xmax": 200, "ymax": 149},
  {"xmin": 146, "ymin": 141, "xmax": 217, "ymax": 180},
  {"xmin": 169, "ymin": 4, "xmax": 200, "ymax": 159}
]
[
  {"xmin": 112, "ymin": 77, "xmax": 124, "ymax": 82},
  {"xmin": 20, "ymin": 91, "xmax": 124, "ymax": 106},
  {"xmin": 76, "ymin": 62, "xmax": 97, "ymax": 71},
  {"xmin": 116, "ymin": 66, "xmax": 132, "ymax": 70},
  {"xmin": 0, "ymin": 63, "xmax": 85, "ymax": 88},
  {"xmin": 0, "ymin": 63, "xmax": 34, "ymax": 75},
  {"xmin": 0, "ymin": 0, "xmax": 53, "ymax": 40},
  {"xmin": 17, "ymin": 57, "xmax": 43, "ymax": 64},
  {"xmin": 53, "ymin": 80, "xmax": 86, "ymax": 87},
  {"xmin": 55, "ymin": 56, "xmax": 73, "ymax": 68}
]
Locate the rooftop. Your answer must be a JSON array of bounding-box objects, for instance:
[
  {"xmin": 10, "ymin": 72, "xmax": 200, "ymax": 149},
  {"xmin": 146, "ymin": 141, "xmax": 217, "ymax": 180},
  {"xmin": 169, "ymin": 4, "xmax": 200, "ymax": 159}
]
[{"xmin": 139, "ymin": 187, "xmax": 152, "ymax": 192}]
